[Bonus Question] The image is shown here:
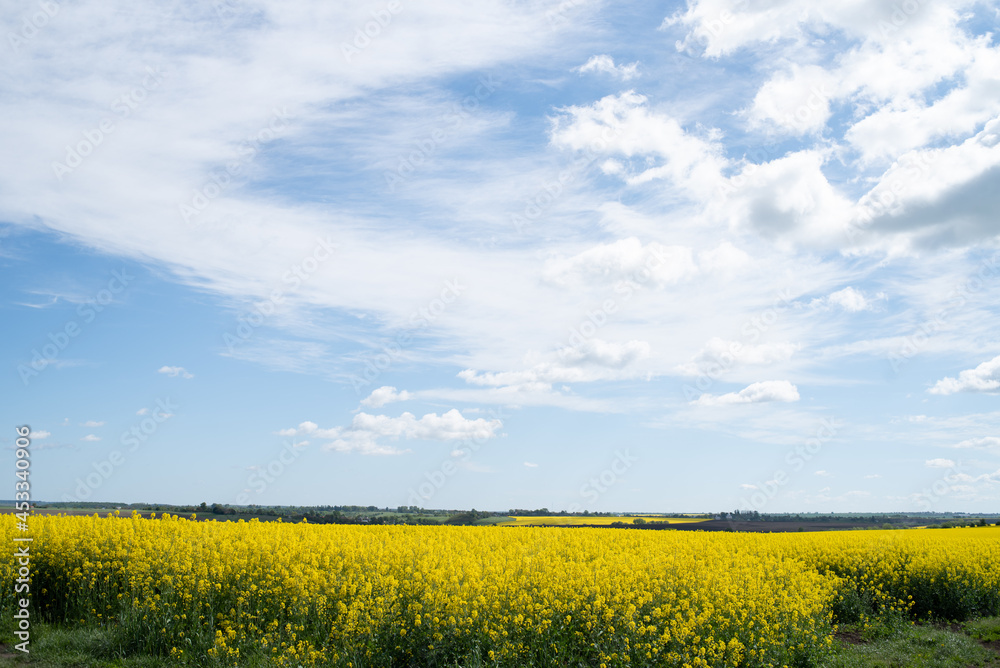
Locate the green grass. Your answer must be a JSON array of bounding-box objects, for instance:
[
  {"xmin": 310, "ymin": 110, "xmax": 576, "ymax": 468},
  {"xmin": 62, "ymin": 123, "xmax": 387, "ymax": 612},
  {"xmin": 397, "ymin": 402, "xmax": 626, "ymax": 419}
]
[
  {"xmin": 822, "ymin": 620, "xmax": 1000, "ymax": 667},
  {"xmin": 0, "ymin": 624, "xmax": 170, "ymax": 667},
  {"xmin": 964, "ymin": 617, "xmax": 1000, "ymax": 642}
]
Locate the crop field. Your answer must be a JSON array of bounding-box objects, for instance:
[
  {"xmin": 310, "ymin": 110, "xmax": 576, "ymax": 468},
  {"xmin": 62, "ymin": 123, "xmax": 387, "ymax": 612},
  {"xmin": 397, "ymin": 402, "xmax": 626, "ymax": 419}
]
[
  {"xmin": 503, "ymin": 515, "xmax": 710, "ymax": 526},
  {"xmin": 3, "ymin": 514, "xmax": 1000, "ymax": 667}
]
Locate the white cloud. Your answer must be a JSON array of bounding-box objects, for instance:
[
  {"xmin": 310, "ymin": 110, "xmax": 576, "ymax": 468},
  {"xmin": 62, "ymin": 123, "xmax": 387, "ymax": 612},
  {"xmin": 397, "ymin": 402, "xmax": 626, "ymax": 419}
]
[
  {"xmin": 667, "ymin": 0, "xmax": 976, "ymax": 59},
  {"xmin": 360, "ymin": 386, "xmax": 413, "ymax": 408},
  {"xmin": 815, "ymin": 286, "xmax": 886, "ymax": 312},
  {"xmin": 696, "ymin": 242, "xmax": 751, "ymax": 275},
  {"xmin": 950, "ymin": 436, "xmax": 1000, "ymax": 450},
  {"xmin": 746, "ymin": 65, "xmax": 837, "ymax": 136},
  {"xmin": 575, "ymin": 55, "xmax": 639, "ymax": 81},
  {"xmin": 558, "ymin": 338, "xmax": 651, "ymax": 369},
  {"xmin": 740, "ymin": 483, "xmax": 758, "ymax": 490},
  {"xmin": 717, "ymin": 150, "xmax": 853, "ymax": 247},
  {"xmin": 158, "ymin": 365, "xmax": 193, "ymax": 379},
  {"xmin": 524, "ymin": 461, "xmax": 539, "ymax": 468},
  {"xmin": 850, "ymin": 122, "xmax": 1000, "ymax": 251},
  {"xmin": 865, "ymin": 474, "xmax": 882, "ymax": 479},
  {"xmin": 81, "ymin": 434, "xmax": 101, "ymax": 442},
  {"xmin": 815, "ymin": 470, "xmax": 831, "ymax": 477},
  {"xmin": 694, "ymin": 380, "xmax": 800, "ymax": 406},
  {"xmin": 926, "ymin": 458, "xmax": 956, "ymax": 469},
  {"xmin": 679, "ymin": 338, "xmax": 799, "ymax": 376},
  {"xmin": 280, "ymin": 409, "xmax": 503, "ymax": 456},
  {"xmin": 458, "ymin": 337, "xmax": 652, "ymax": 394},
  {"xmin": 929, "ymin": 355, "xmax": 1000, "ymax": 395},
  {"xmin": 549, "ymin": 91, "xmax": 728, "ymax": 198},
  {"xmin": 542, "ymin": 237, "xmax": 696, "ymax": 289},
  {"xmin": 136, "ymin": 408, "xmax": 149, "ymax": 415},
  {"xmin": 31, "ymin": 430, "xmax": 51, "ymax": 439},
  {"xmin": 80, "ymin": 420, "xmax": 105, "ymax": 427},
  {"xmin": 842, "ymin": 39, "xmax": 1000, "ymax": 162}
]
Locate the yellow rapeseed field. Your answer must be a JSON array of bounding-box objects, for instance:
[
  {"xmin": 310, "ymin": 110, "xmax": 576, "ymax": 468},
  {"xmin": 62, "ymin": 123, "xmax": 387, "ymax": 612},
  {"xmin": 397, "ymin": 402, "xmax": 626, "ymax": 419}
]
[{"xmin": 2, "ymin": 514, "xmax": 998, "ymax": 667}]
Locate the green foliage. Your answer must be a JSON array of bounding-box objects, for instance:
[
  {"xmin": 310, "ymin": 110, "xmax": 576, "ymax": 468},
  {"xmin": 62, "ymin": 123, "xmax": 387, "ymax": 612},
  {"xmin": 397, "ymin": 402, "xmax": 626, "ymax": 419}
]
[
  {"xmin": 824, "ymin": 623, "xmax": 1000, "ymax": 668},
  {"xmin": 962, "ymin": 616, "xmax": 1000, "ymax": 642}
]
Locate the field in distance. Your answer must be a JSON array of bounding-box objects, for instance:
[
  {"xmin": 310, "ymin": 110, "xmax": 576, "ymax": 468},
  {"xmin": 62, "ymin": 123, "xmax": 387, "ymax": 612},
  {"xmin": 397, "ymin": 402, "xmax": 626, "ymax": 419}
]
[{"xmin": 502, "ymin": 515, "xmax": 710, "ymax": 525}]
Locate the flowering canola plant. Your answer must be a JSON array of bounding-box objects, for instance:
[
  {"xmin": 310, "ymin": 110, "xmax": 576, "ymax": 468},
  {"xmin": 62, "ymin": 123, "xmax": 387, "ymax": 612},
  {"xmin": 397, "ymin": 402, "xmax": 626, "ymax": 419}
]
[{"xmin": 1, "ymin": 514, "xmax": 998, "ymax": 667}]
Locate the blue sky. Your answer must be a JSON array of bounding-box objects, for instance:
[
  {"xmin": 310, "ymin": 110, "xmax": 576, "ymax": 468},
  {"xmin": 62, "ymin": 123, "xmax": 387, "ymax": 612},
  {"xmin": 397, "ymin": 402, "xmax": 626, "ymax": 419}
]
[{"xmin": 2, "ymin": 0, "xmax": 1000, "ymax": 513}]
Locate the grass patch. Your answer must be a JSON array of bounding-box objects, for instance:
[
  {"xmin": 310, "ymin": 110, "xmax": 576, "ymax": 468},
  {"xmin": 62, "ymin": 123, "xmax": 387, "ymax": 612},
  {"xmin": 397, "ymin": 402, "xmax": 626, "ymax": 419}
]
[
  {"xmin": 824, "ymin": 621, "xmax": 1000, "ymax": 667},
  {"xmin": 0, "ymin": 623, "xmax": 172, "ymax": 667},
  {"xmin": 964, "ymin": 617, "xmax": 1000, "ymax": 642}
]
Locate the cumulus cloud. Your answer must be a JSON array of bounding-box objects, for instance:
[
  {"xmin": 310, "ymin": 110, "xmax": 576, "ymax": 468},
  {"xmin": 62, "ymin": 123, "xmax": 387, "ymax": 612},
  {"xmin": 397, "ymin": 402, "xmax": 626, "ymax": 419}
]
[
  {"xmin": 81, "ymin": 434, "xmax": 101, "ymax": 442},
  {"xmin": 549, "ymin": 91, "xmax": 728, "ymax": 198},
  {"xmin": 746, "ymin": 65, "xmax": 838, "ymax": 136},
  {"xmin": 850, "ymin": 123, "xmax": 1000, "ymax": 250},
  {"xmin": 717, "ymin": 150, "xmax": 853, "ymax": 246},
  {"xmin": 812, "ymin": 286, "xmax": 886, "ymax": 312},
  {"xmin": 694, "ymin": 380, "xmax": 800, "ymax": 406},
  {"xmin": 360, "ymin": 386, "xmax": 413, "ymax": 408},
  {"xmin": 158, "ymin": 365, "xmax": 193, "ymax": 379},
  {"xmin": 575, "ymin": 54, "xmax": 639, "ymax": 81},
  {"xmin": 929, "ymin": 355, "xmax": 1000, "ymax": 395},
  {"xmin": 80, "ymin": 420, "xmax": 105, "ymax": 427},
  {"xmin": 926, "ymin": 458, "xmax": 956, "ymax": 469},
  {"xmin": 524, "ymin": 461, "xmax": 539, "ymax": 468},
  {"xmin": 31, "ymin": 430, "xmax": 51, "ymax": 439},
  {"xmin": 280, "ymin": 409, "xmax": 503, "ymax": 456}
]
